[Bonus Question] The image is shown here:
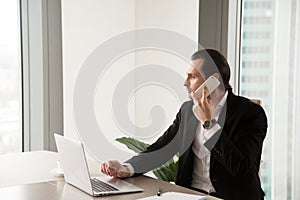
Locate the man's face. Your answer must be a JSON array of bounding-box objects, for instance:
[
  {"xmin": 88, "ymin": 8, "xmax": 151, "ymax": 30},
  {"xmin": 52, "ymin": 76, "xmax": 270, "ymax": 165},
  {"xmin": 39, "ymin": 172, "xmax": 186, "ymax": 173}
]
[{"xmin": 184, "ymin": 59, "xmax": 205, "ymax": 99}]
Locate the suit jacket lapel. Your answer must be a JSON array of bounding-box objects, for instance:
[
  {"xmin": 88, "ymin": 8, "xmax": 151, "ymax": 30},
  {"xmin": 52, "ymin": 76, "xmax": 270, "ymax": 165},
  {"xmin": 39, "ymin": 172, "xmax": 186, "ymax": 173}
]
[
  {"xmin": 174, "ymin": 101, "xmax": 198, "ymax": 157},
  {"xmin": 187, "ymin": 113, "xmax": 199, "ymax": 136}
]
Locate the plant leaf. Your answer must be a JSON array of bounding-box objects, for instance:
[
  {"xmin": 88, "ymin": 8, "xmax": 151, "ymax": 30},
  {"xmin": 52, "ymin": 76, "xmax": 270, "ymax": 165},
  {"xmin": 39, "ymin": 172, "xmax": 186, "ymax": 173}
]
[
  {"xmin": 115, "ymin": 137, "xmax": 149, "ymax": 153},
  {"xmin": 152, "ymin": 159, "xmax": 178, "ymax": 182},
  {"xmin": 115, "ymin": 137, "xmax": 178, "ymax": 182}
]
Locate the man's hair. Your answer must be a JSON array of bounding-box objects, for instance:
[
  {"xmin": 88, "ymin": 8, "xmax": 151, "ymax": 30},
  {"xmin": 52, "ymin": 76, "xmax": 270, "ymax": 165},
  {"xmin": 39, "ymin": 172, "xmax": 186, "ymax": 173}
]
[{"xmin": 191, "ymin": 49, "xmax": 232, "ymax": 91}]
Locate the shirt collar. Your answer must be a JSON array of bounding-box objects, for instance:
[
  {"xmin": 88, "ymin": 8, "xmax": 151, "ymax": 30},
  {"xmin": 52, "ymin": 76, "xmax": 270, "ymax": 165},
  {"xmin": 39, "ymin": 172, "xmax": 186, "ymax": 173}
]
[
  {"xmin": 216, "ymin": 91, "xmax": 228, "ymax": 109},
  {"xmin": 213, "ymin": 91, "xmax": 228, "ymax": 119}
]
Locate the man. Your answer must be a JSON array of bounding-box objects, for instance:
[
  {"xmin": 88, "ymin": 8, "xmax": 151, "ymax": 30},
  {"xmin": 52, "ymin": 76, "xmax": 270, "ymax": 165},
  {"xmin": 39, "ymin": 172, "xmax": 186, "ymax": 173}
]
[{"xmin": 101, "ymin": 49, "xmax": 268, "ymax": 199}]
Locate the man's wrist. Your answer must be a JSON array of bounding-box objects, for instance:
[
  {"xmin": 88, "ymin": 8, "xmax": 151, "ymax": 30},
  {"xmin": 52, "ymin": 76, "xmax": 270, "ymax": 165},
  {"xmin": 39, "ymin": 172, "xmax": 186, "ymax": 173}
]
[
  {"xmin": 202, "ymin": 119, "xmax": 217, "ymax": 130},
  {"xmin": 203, "ymin": 123, "xmax": 221, "ymax": 142},
  {"xmin": 121, "ymin": 165, "xmax": 130, "ymax": 178},
  {"xmin": 122, "ymin": 163, "xmax": 134, "ymax": 177}
]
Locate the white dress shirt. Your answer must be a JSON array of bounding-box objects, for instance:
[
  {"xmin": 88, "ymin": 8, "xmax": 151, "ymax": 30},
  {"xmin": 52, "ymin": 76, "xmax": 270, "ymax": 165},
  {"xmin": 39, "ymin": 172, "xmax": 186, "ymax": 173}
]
[{"xmin": 191, "ymin": 91, "xmax": 228, "ymax": 193}]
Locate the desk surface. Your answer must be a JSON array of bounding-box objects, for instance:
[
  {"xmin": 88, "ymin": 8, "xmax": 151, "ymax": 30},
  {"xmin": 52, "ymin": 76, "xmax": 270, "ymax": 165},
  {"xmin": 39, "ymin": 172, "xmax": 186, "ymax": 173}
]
[
  {"xmin": 0, "ymin": 176, "xmax": 216, "ymax": 200},
  {"xmin": 0, "ymin": 150, "xmax": 63, "ymax": 187},
  {"xmin": 0, "ymin": 151, "xmax": 221, "ymax": 200},
  {"xmin": 0, "ymin": 150, "xmax": 102, "ymax": 187}
]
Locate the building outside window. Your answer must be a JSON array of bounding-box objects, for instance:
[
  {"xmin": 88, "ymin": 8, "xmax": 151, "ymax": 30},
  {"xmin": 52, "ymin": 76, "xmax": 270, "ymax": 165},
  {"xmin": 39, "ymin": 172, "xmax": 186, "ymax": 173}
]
[{"xmin": 240, "ymin": 0, "xmax": 300, "ymax": 199}]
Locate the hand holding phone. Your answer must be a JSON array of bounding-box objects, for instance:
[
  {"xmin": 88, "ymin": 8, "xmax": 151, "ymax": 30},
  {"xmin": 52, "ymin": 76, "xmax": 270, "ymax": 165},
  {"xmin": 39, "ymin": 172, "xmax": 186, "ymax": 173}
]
[
  {"xmin": 192, "ymin": 75, "xmax": 220, "ymax": 122},
  {"xmin": 194, "ymin": 75, "xmax": 220, "ymax": 97}
]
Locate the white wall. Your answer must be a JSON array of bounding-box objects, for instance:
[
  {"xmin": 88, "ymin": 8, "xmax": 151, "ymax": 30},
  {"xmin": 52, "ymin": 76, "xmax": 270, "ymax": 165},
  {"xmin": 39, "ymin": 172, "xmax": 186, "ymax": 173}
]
[
  {"xmin": 62, "ymin": 0, "xmax": 135, "ymax": 142},
  {"xmin": 62, "ymin": 0, "xmax": 199, "ymax": 154},
  {"xmin": 134, "ymin": 0, "xmax": 199, "ymax": 143},
  {"xmin": 135, "ymin": 0, "xmax": 198, "ymax": 39}
]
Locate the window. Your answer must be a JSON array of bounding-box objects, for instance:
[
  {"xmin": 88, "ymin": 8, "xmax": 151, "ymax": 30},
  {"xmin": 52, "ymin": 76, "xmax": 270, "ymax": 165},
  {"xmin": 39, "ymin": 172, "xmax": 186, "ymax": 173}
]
[
  {"xmin": 240, "ymin": 0, "xmax": 300, "ymax": 199},
  {"xmin": 0, "ymin": 0, "xmax": 22, "ymax": 154}
]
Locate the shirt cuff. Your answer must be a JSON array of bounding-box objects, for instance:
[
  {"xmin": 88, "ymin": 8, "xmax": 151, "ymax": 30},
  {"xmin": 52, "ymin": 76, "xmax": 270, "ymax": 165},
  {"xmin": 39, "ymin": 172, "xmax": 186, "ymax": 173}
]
[
  {"xmin": 203, "ymin": 123, "xmax": 221, "ymax": 141},
  {"xmin": 122, "ymin": 163, "xmax": 135, "ymax": 177}
]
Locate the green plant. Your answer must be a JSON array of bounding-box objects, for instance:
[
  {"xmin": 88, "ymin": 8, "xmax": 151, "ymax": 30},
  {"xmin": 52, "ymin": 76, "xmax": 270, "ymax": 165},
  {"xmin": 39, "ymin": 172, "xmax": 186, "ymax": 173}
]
[{"xmin": 116, "ymin": 137, "xmax": 178, "ymax": 182}]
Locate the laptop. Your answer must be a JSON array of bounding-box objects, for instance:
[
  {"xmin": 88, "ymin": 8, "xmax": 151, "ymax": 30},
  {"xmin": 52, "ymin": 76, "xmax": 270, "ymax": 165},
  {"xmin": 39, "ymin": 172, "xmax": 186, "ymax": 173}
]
[{"xmin": 54, "ymin": 133, "xmax": 144, "ymax": 196}]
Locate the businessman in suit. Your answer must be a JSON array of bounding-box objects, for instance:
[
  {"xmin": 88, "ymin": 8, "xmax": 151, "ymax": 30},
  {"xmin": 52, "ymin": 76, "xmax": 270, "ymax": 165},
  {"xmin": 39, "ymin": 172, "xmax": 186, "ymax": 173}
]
[{"xmin": 101, "ymin": 49, "xmax": 268, "ymax": 200}]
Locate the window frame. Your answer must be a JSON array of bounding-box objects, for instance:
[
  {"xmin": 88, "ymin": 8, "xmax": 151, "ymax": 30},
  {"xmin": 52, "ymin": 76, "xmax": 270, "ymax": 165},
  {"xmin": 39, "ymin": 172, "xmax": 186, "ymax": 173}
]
[{"xmin": 20, "ymin": 0, "xmax": 63, "ymax": 152}]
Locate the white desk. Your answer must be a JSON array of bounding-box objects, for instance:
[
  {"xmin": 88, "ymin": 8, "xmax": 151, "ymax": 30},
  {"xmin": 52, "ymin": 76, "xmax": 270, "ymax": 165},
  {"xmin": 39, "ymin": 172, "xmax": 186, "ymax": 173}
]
[
  {"xmin": 0, "ymin": 151, "xmax": 62, "ymax": 187},
  {"xmin": 0, "ymin": 150, "xmax": 103, "ymax": 188},
  {"xmin": 0, "ymin": 151, "xmax": 222, "ymax": 200}
]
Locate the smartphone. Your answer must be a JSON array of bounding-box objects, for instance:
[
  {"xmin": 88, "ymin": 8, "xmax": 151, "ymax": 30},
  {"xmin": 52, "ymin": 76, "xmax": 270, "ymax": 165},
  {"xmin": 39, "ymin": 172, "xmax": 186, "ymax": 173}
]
[{"xmin": 194, "ymin": 75, "xmax": 220, "ymax": 96}]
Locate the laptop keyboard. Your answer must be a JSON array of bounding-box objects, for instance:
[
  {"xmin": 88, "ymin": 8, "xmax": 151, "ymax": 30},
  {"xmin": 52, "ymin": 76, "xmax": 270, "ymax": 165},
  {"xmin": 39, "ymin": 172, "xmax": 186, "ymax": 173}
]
[{"xmin": 91, "ymin": 178, "xmax": 119, "ymax": 193}]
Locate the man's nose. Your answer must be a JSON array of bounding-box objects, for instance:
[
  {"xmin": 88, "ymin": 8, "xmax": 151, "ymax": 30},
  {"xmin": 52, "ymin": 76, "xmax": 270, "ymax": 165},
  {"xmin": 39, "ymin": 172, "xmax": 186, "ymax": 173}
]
[{"xmin": 183, "ymin": 79, "xmax": 189, "ymax": 87}]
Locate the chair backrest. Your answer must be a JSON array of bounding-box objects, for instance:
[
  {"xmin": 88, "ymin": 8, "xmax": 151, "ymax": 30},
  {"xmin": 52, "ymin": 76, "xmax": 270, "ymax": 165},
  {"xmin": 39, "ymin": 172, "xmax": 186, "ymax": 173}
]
[
  {"xmin": 250, "ymin": 99, "xmax": 263, "ymax": 179},
  {"xmin": 250, "ymin": 99, "xmax": 261, "ymax": 105}
]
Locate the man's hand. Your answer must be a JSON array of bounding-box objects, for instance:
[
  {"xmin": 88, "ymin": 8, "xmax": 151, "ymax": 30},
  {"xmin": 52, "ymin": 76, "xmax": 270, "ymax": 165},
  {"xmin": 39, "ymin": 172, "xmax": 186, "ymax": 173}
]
[
  {"xmin": 191, "ymin": 87, "xmax": 215, "ymax": 124},
  {"xmin": 100, "ymin": 160, "xmax": 130, "ymax": 178}
]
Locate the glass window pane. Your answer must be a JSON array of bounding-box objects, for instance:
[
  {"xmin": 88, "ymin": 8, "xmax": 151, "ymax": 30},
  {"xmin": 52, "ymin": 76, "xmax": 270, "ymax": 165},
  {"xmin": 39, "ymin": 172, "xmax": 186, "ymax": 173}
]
[
  {"xmin": 0, "ymin": 0, "xmax": 22, "ymax": 154},
  {"xmin": 240, "ymin": 0, "xmax": 300, "ymax": 199},
  {"xmin": 241, "ymin": 0, "xmax": 274, "ymax": 199}
]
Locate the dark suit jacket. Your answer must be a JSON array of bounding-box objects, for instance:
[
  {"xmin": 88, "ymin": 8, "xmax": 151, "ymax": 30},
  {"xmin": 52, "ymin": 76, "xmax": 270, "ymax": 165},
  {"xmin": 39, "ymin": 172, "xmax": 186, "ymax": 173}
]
[{"xmin": 127, "ymin": 91, "xmax": 268, "ymax": 200}]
